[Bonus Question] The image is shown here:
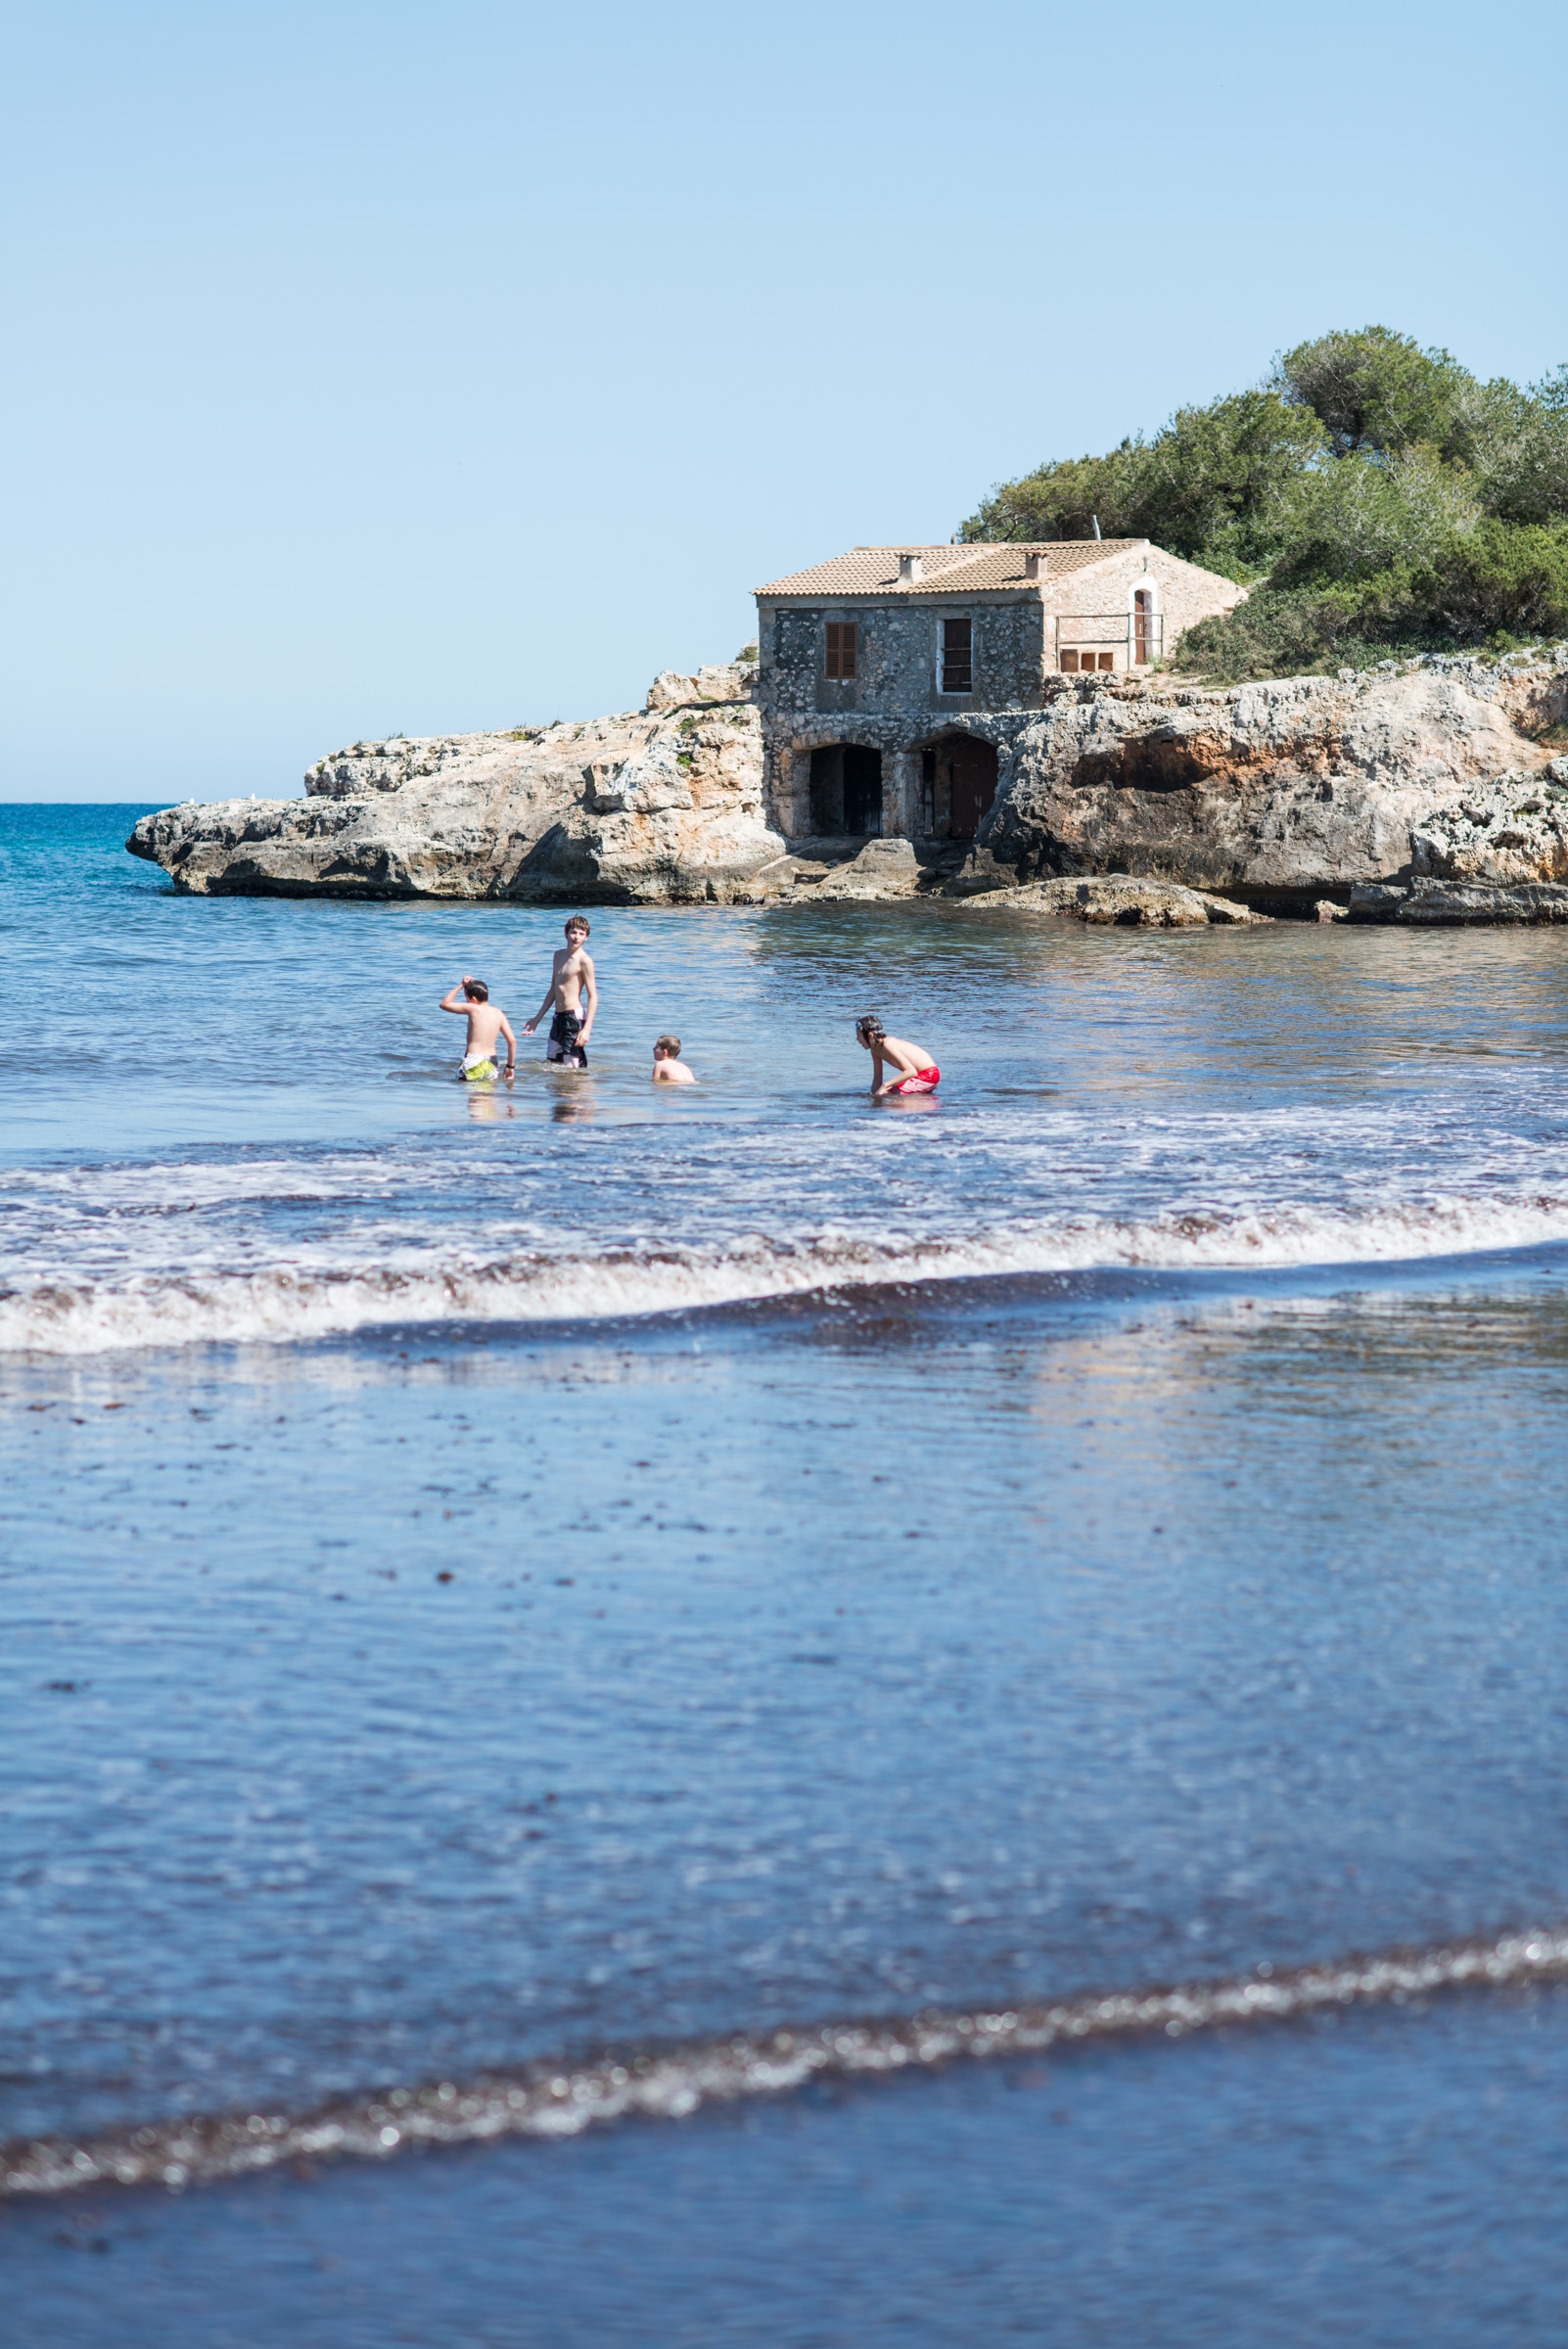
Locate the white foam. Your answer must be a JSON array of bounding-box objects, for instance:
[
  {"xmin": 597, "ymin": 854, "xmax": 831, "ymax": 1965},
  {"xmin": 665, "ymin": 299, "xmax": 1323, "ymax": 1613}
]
[
  {"xmin": 9, "ymin": 1920, "xmax": 1568, "ymax": 2196},
  {"xmin": 4, "ymin": 1192, "xmax": 1567, "ymax": 1356}
]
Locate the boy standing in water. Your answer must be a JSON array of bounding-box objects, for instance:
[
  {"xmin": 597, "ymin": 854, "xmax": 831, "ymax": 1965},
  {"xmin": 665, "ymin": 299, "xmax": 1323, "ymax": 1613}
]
[
  {"xmin": 855, "ymin": 1013, "xmax": 940, "ymax": 1098},
  {"xmin": 524, "ymin": 915, "xmax": 597, "ymax": 1068},
  {"xmin": 651, "ymin": 1035, "xmax": 696, "ymax": 1084},
  {"xmin": 438, "ymin": 976, "xmax": 517, "ymax": 1082}
]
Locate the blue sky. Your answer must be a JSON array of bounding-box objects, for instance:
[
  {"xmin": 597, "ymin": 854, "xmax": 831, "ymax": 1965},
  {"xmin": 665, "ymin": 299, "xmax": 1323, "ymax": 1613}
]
[{"xmin": 4, "ymin": 0, "xmax": 1565, "ymax": 802}]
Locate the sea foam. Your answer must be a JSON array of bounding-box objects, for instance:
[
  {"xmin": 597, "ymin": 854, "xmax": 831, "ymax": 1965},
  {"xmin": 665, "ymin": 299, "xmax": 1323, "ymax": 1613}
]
[
  {"xmin": 5, "ymin": 1192, "xmax": 1568, "ymax": 1355},
  {"xmin": 7, "ymin": 1921, "xmax": 1566, "ymax": 2196}
]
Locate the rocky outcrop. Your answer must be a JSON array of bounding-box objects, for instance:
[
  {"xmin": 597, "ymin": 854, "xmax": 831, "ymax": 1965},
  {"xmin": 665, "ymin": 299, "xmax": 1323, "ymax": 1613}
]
[
  {"xmin": 969, "ymin": 653, "xmax": 1568, "ymax": 910},
  {"xmin": 644, "ymin": 663, "xmax": 758, "ymax": 712},
  {"xmin": 1408, "ymin": 762, "xmax": 1568, "ymax": 885},
  {"xmin": 955, "ymin": 874, "xmax": 1267, "ymax": 928},
  {"xmin": 1349, "ymin": 873, "xmax": 1568, "ymax": 924},
  {"xmin": 128, "ymin": 676, "xmax": 791, "ymax": 904},
  {"xmin": 1337, "ymin": 756, "xmax": 1568, "ymax": 923},
  {"xmin": 809, "ymin": 839, "xmax": 923, "ymax": 900},
  {"xmin": 1401, "ymin": 881, "xmax": 1568, "ymax": 923},
  {"xmin": 127, "ymin": 647, "xmax": 1568, "ymax": 919}
]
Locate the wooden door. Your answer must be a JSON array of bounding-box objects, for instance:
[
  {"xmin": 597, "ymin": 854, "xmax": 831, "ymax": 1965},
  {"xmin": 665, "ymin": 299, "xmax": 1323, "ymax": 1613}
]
[
  {"xmin": 1134, "ymin": 591, "xmax": 1153, "ymax": 666},
  {"xmin": 946, "ymin": 736, "xmax": 997, "ymax": 840}
]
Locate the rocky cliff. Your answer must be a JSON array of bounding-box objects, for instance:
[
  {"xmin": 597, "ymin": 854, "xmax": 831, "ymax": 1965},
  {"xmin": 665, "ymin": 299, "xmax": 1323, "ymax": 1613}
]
[
  {"xmin": 128, "ymin": 650, "xmax": 1568, "ymax": 919},
  {"xmin": 127, "ymin": 665, "xmax": 792, "ymax": 904},
  {"xmin": 970, "ymin": 652, "xmax": 1568, "ymax": 911}
]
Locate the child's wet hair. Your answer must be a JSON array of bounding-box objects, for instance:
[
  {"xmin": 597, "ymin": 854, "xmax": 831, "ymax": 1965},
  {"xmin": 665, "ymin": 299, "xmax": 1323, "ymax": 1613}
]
[
  {"xmin": 565, "ymin": 914, "xmax": 591, "ymax": 936},
  {"xmin": 655, "ymin": 1035, "xmax": 681, "ymax": 1058},
  {"xmin": 464, "ymin": 978, "xmax": 489, "ymax": 1001},
  {"xmin": 855, "ymin": 1013, "xmax": 885, "ymax": 1044}
]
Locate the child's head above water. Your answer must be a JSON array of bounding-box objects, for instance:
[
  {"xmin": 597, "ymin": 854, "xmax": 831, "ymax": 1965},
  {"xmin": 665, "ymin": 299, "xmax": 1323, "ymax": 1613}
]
[
  {"xmin": 565, "ymin": 915, "xmax": 590, "ymax": 942},
  {"xmin": 463, "ymin": 978, "xmax": 489, "ymax": 1002},
  {"xmin": 855, "ymin": 1013, "xmax": 885, "ymax": 1047},
  {"xmin": 653, "ymin": 1035, "xmax": 681, "ymax": 1060}
]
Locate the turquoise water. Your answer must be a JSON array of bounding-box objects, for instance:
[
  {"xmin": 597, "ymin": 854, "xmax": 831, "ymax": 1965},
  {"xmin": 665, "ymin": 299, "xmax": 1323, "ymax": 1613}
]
[{"xmin": 8, "ymin": 805, "xmax": 1568, "ymax": 2342}]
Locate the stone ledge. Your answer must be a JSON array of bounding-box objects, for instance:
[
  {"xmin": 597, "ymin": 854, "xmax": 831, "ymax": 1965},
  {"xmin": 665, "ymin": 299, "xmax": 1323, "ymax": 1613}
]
[{"xmin": 954, "ymin": 875, "xmax": 1267, "ymax": 928}]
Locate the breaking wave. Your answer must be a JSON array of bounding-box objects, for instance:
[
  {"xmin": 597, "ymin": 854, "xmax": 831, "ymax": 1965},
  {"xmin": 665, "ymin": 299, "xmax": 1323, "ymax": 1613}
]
[
  {"xmin": 8, "ymin": 1923, "xmax": 1567, "ymax": 2197},
  {"xmin": 4, "ymin": 1192, "xmax": 1568, "ymax": 1355}
]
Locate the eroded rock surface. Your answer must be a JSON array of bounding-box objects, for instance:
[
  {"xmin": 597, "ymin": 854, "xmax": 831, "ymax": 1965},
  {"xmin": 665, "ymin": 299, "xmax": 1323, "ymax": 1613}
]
[
  {"xmin": 973, "ymin": 654, "xmax": 1568, "ymax": 907},
  {"xmin": 810, "ymin": 839, "xmax": 923, "ymax": 901},
  {"xmin": 1402, "ymin": 881, "xmax": 1568, "ymax": 924},
  {"xmin": 1409, "ymin": 761, "xmax": 1568, "ymax": 885},
  {"xmin": 128, "ymin": 687, "xmax": 788, "ymax": 904},
  {"xmin": 955, "ymin": 874, "xmax": 1266, "ymax": 928},
  {"xmin": 126, "ymin": 650, "xmax": 1568, "ymax": 919},
  {"xmin": 1349, "ymin": 876, "xmax": 1568, "ymax": 925}
]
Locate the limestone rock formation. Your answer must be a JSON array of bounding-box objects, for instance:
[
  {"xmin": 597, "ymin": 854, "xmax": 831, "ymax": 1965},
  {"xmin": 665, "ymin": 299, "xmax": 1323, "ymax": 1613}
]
[
  {"xmin": 1401, "ymin": 881, "xmax": 1568, "ymax": 924},
  {"xmin": 644, "ymin": 663, "xmax": 759, "ymax": 713},
  {"xmin": 128, "ymin": 684, "xmax": 789, "ymax": 904},
  {"xmin": 955, "ymin": 874, "xmax": 1266, "ymax": 928},
  {"xmin": 970, "ymin": 654, "xmax": 1568, "ymax": 909},
  {"xmin": 1408, "ymin": 762, "xmax": 1568, "ymax": 885},
  {"xmin": 1339, "ymin": 753, "xmax": 1568, "ymax": 922},
  {"xmin": 809, "ymin": 839, "xmax": 923, "ymax": 900},
  {"xmin": 125, "ymin": 648, "xmax": 1568, "ymax": 921}
]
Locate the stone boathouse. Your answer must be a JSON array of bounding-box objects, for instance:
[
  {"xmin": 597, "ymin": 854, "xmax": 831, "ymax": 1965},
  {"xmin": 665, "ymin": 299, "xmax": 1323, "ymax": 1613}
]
[{"xmin": 753, "ymin": 539, "xmax": 1246, "ymax": 851}]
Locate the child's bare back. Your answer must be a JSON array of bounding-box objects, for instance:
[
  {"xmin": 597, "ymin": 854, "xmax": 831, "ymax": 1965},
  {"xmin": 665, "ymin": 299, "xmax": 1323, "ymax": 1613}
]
[
  {"xmin": 855, "ymin": 1013, "xmax": 940, "ymax": 1098},
  {"xmin": 652, "ymin": 1035, "xmax": 695, "ymax": 1084},
  {"xmin": 438, "ymin": 977, "xmax": 516, "ymax": 1081}
]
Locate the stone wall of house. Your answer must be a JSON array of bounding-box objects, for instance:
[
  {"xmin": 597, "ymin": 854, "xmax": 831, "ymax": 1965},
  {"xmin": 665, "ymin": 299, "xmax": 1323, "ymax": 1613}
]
[
  {"xmin": 758, "ymin": 595, "xmax": 1044, "ymax": 840},
  {"xmin": 758, "ymin": 706, "xmax": 1039, "ymax": 843},
  {"xmin": 757, "ymin": 549, "xmax": 1248, "ymax": 838},
  {"xmin": 1037, "ymin": 545, "xmax": 1248, "ymax": 673},
  {"xmin": 760, "ymin": 596, "xmax": 1047, "ymax": 723}
]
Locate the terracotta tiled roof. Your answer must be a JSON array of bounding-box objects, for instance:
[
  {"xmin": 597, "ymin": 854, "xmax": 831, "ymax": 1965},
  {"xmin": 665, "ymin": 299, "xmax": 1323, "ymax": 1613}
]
[{"xmin": 754, "ymin": 541, "xmax": 1145, "ymax": 597}]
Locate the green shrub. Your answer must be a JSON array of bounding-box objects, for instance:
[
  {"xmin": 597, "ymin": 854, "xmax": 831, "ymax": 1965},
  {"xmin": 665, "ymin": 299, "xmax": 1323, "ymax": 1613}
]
[
  {"xmin": 1175, "ymin": 585, "xmax": 1415, "ymax": 683},
  {"xmin": 966, "ymin": 326, "xmax": 1568, "ymax": 682},
  {"xmin": 1270, "ymin": 325, "xmax": 1520, "ymax": 467},
  {"xmin": 961, "ymin": 391, "xmax": 1323, "ymax": 575},
  {"xmin": 1274, "ymin": 444, "xmax": 1481, "ymax": 586},
  {"xmin": 1414, "ymin": 520, "xmax": 1568, "ymax": 641},
  {"xmin": 1478, "ymin": 371, "xmax": 1568, "ymax": 526}
]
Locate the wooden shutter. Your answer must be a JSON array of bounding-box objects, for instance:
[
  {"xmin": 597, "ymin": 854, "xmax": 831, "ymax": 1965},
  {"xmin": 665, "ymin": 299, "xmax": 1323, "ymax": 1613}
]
[{"xmin": 825, "ymin": 622, "xmax": 856, "ymax": 680}]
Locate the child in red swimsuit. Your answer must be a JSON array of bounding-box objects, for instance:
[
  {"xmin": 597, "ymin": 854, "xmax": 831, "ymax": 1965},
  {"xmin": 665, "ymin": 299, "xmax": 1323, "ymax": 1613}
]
[{"xmin": 855, "ymin": 1014, "xmax": 940, "ymax": 1099}]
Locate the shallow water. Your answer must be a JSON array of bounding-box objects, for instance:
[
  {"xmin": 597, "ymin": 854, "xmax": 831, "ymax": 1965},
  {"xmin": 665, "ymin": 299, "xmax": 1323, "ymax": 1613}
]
[
  {"xmin": 7, "ymin": 806, "xmax": 1568, "ymax": 2341},
  {"xmin": 14, "ymin": 1988, "xmax": 1568, "ymax": 2349}
]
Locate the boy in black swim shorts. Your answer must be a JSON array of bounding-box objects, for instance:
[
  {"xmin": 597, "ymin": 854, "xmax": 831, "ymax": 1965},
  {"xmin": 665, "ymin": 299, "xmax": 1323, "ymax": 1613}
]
[{"xmin": 523, "ymin": 915, "xmax": 597, "ymax": 1068}]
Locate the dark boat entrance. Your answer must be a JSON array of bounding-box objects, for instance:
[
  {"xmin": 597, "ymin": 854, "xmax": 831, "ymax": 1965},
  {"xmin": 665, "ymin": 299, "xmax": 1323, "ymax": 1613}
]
[
  {"xmin": 807, "ymin": 743, "xmax": 883, "ymax": 837},
  {"xmin": 919, "ymin": 734, "xmax": 997, "ymax": 841}
]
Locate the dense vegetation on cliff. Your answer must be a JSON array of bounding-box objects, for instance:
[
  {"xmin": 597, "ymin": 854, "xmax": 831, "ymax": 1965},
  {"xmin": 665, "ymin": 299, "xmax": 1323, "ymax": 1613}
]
[{"xmin": 962, "ymin": 328, "xmax": 1568, "ymax": 680}]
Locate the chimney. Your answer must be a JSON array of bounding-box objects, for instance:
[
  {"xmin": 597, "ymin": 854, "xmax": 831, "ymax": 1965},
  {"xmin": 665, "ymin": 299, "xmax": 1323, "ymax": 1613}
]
[
  {"xmin": 897, "ymin": 551, "xmax": 923, "ymax": 583},
  {"xmin": 1024, "ymin": 550, "xmax": 1047, "ymax": 581}
]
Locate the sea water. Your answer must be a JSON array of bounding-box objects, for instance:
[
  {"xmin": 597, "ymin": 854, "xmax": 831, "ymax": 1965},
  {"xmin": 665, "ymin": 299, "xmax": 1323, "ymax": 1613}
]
[{"xmin": 7, "ymin": 804, "xmax": 1568, "ymax": 2344}]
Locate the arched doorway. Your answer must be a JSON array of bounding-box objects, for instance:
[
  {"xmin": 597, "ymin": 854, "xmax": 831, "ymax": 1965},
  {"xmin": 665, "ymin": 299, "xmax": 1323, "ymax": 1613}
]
[
  {"xmin": 807, "ymin": 743, "xmax": 883, "ymax": 837},
  {"xmin": 918, "ymin": 734, "xmax": 997, "ymax": 841}
]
